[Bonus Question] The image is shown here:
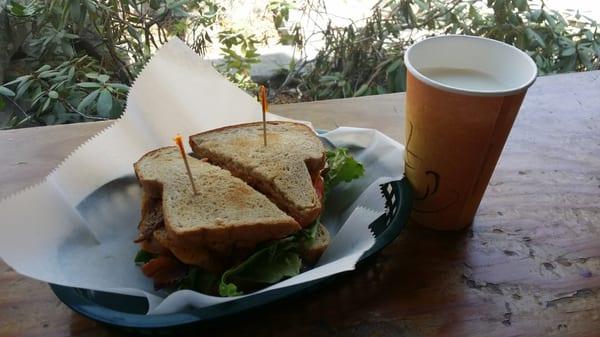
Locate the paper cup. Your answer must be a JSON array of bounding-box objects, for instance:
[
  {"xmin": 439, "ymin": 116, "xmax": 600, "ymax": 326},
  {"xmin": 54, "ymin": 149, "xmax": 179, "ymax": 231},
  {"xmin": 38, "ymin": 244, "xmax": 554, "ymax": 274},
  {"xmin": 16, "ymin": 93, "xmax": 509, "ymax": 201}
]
[{"xmin": 403, "ymin": 35, "xmax": 537, "ymax": 231}]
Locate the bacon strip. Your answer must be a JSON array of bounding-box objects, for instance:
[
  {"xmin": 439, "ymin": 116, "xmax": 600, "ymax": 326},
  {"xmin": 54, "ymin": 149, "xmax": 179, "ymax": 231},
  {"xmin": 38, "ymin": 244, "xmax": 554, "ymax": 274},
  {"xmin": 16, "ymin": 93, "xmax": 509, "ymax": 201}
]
[{"xmin": 134, "ymin": 206, "xmax": 164, "ymax": 243}]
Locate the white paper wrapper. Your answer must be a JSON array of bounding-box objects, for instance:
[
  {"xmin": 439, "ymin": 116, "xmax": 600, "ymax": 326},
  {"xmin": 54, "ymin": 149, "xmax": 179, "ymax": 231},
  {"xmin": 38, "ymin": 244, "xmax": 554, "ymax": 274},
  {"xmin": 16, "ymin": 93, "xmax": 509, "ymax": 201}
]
[{"xmin": 0, "ymin": 39, "xmax": 405, "ymax": 315}]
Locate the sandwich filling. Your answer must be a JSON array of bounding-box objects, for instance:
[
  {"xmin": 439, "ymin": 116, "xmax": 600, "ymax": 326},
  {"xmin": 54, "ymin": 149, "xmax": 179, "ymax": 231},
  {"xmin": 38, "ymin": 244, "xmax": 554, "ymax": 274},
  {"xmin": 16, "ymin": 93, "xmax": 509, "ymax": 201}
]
[{"xmin": 135, "ymin": 130, "xmax": 364, "ymax": 297}]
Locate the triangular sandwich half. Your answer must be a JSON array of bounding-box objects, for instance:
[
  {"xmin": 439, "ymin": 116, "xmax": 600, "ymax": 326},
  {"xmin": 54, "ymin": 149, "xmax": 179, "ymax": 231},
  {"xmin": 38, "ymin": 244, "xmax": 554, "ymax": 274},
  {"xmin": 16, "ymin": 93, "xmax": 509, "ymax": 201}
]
[{"xmin": 189, "ymin": 121, "xmax": 326, "ymax": 227}]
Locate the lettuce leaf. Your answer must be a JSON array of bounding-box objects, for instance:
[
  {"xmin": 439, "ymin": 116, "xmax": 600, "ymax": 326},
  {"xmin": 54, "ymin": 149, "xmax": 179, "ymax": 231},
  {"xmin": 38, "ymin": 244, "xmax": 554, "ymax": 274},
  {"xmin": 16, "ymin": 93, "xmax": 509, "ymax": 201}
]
[
  {"xmin": 324, "ymin": 148, "xmax": 365, "ymax": 192},
  {"xmin": 134, "ymin": 250, "xmax": 156, "ymax": 266},
  {"xmin": 218, "ymin": 238, "xmax": 302, "ymax": 296},
  {"xmin": 296, "ymin": 217, "xmax": 320, "ymax": 243},
  {"xmin": 178, "ymin": 267, "xmax": 219, "ymax": 294}
]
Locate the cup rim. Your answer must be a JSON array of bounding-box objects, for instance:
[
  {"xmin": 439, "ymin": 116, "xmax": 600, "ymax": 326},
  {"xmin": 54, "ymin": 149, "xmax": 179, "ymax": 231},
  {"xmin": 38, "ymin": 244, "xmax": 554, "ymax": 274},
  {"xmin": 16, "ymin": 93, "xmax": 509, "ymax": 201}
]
[{"xmin": 404, "ymin": 35, "xmax": 538, "ymax": 97}]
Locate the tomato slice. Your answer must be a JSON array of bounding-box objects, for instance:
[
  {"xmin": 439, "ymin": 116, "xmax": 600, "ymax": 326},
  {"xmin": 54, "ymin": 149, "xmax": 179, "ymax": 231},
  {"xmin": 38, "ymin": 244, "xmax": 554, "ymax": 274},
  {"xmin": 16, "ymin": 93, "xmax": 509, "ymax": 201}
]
[
  {"xmin": 313, "ymin": 174, "xmax": 324, "ymax": 202},
  {"xmin": 142, "ymin": 256, "xmax": 186, "ymax": 289}
]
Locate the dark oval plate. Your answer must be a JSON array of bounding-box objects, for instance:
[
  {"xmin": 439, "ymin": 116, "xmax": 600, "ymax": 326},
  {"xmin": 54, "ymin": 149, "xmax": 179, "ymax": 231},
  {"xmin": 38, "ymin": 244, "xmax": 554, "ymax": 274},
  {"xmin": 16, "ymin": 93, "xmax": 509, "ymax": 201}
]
[{"xmin": 50, "ymin": 179, "xmax": 412, "ymax": 334}]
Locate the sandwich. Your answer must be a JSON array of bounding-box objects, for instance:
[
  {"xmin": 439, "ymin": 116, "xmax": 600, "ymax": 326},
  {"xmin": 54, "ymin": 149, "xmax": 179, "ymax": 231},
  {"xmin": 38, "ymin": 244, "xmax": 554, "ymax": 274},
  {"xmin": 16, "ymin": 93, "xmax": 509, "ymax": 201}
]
[{"xmin": 134, "ymin": 122, "xmax": 364, "ymax": 296}]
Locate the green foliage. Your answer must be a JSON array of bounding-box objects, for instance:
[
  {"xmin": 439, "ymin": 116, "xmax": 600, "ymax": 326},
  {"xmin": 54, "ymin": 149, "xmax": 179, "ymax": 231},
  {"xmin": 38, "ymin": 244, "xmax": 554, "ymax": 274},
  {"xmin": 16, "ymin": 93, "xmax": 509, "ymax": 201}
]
[
  {"xmin": 217, "ymin": 29, "xmax": 261, "ymax": 92},
  {"xmin": 2, "ymin": 0, "xmax": 599, "ymax": 127},
  {"xmin": 4, "ymin": 0, "xmax": 220, "ymax": 79},
  {"xmin": 298, "ymin": 6, "xmax": 409, "ymax": 100},
  {"xmin": 0, "ymin": 0, "xmax": 253, "ymax": 128},
  {"xmin": 267, "ymin": 0, "xmax": 302, "ymax": 47},
  {"xmin": 1, "ymin": 56, "xmax": 128, "ymax": 128},
  {"xmin": 268, "ymin": 0, "xmax": 293, "ymax": 29},
  {"xmin": 298, "ymin": 0, "xmax": 600, "ymax": 100},
  {"xmin": 7, "ymin": 0, "xmax": 43, "ymax": 17}
]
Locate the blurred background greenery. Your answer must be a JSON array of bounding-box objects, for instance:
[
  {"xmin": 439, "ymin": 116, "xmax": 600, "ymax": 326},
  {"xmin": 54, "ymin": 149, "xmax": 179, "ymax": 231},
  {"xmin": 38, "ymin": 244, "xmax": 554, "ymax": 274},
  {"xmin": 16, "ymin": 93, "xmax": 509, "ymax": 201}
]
[{"xmin": 0, "ymin": 0, "xmax": 598, "ymax": 129}]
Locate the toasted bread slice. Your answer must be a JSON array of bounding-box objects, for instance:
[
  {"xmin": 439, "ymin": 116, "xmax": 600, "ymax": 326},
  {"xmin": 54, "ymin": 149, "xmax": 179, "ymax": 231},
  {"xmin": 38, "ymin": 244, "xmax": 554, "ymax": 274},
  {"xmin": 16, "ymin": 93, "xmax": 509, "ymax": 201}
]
[
  {"xmin": 134, "ymin": 147, "xmax": 300, "ymax": 245},
  {"xmin": 135, "ymin": 192, "xmax": 263, "ymax": 270},
  {"xmin": 189, "ymin": 122, "xmax": 326, "ymax": 227},
  {"xmin": 300, "ymin": 224, "xmax": 330, "ymax": 265}
]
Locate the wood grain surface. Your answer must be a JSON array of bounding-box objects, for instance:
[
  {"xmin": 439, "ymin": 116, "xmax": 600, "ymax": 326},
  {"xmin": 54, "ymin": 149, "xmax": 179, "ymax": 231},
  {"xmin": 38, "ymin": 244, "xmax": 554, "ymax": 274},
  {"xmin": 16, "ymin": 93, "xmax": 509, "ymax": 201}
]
[{"xmin": 0, "ymin": 71, "xmax": 599, "ymax": 337}]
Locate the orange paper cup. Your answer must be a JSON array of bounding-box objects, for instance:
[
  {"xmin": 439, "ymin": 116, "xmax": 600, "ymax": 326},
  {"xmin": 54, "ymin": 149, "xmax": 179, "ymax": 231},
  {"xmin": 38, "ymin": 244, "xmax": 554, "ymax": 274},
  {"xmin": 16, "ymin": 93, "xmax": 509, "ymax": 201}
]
[{"xmin": 403, "ymin": 35, "xmax": 537, "ymax": 231}]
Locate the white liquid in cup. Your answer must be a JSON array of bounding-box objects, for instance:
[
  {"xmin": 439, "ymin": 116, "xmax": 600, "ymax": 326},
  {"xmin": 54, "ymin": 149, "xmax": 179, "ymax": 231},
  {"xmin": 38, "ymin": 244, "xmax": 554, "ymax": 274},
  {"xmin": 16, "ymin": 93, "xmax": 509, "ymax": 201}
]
[
  {"xmin": 404, "ymin": 35, "xmax": 538, "ymax": 96},
  {"xmin": 418, "ymin": 67, "xmax": 507, "ymax": 92}
]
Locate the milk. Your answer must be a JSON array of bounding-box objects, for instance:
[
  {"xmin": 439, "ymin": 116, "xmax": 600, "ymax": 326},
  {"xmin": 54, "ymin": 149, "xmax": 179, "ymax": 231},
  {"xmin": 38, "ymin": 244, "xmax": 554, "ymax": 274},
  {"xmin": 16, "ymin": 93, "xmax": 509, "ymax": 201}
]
[{"xmin": 418, "ymin": 67, "xmax": 507, "ymax": 91}]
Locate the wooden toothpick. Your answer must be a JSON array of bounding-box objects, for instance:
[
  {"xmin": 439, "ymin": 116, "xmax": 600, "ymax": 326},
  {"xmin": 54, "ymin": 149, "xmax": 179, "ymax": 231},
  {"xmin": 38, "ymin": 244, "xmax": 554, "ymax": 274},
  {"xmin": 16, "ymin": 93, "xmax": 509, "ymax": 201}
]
[
  {"xmin": 259, "ymin": 85, "xmax": 268, "ymax": 147},
  {"xmin": 173, "ymin": 134, "xmax": 198, "ymax": 195}
]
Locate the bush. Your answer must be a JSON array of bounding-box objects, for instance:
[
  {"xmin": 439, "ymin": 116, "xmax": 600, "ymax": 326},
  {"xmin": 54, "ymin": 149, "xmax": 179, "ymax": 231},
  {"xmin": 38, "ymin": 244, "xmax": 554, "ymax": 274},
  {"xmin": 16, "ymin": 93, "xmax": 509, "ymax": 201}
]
[
  {"xmin": 1, "ymin": 0, "xmax": 599, "ymax": 128},
  {"xmin": 296, "ymin": 0, "xmax": 600, "ymax": 100},
  {"xmin": 0, "ymin": 57, "xmax": 127, "ymax": 126},
  {"xmin": 0, "ymin": 0, "xmax": 250, "ymax": 128}
]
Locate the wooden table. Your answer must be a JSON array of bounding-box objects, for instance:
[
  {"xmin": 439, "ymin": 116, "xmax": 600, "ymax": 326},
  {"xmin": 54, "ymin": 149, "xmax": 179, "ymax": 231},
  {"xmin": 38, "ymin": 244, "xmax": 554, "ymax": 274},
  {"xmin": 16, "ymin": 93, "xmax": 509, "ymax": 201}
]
[{"xmin": 1, "ymin": 71, "xmax": 599, "ymax": 337}]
